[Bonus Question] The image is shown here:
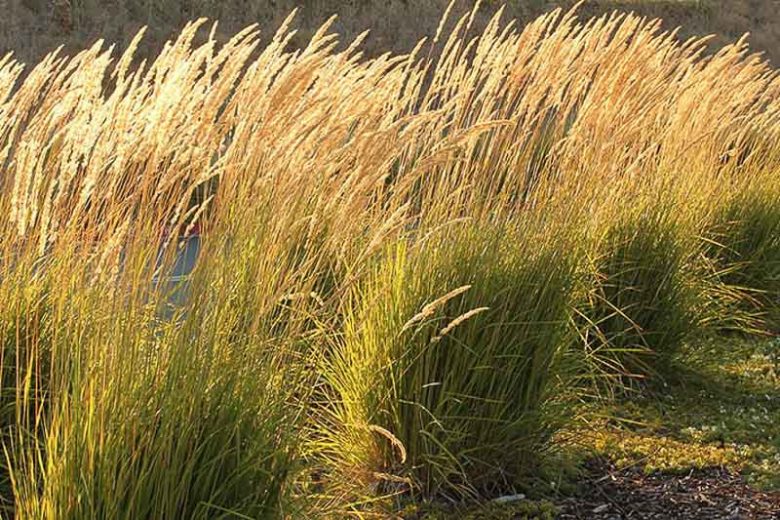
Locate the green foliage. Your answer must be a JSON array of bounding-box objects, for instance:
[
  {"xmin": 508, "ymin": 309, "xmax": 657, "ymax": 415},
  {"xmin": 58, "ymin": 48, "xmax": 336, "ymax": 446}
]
[
  {"xmin": 5, "ymin": 229, "xmax": 315, "ymax": 519},
  {"xmin": 577, "ymin": 203, "xmax": 706, "ymax": 381},
  {"xmin": 582, "ymin": 337, "xmax": 780, "ymax": 490},
  {"xmin": 0, "ymin": 259, "xmax": 54, "ymax": 515},
  {"xmin": 706, "ymin": 184, "xmax": 780, "ymax": 332},
  {"xmin": 318, "ymin": 220, "xmax": 584, "ymax": 504},
  {"xmin": 404, "ymin": 497, "xmax": 557, "ymax": 519}
]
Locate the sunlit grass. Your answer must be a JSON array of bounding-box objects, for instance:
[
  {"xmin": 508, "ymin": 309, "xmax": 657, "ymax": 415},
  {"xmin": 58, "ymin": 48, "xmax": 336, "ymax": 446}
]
[
  {"xmin": 314, "ymin": 220, "xmax": 585, "ymax": 511},
  {"xmin": 0, "ymin": 1, "xmax": 779, "ymax": 516}
]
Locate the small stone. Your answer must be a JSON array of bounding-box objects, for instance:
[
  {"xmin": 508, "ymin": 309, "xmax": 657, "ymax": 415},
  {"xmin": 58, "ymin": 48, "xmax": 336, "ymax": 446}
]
[{"xmin": 491, "ymin": 493, "xmax": 526, "ymax": 504}]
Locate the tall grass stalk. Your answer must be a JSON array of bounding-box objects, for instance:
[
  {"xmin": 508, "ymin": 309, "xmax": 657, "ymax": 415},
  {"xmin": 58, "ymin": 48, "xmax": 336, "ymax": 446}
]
[
  {"xmin": 315, "ymin": 219, "xmax": 584, "ymax": 510},
  {"xmin": 0, "ymin": 2, "xmax": 779, "ymax": 516},
  {"xmin": 705, "ymin": 170, "xmax": 780, "ymax": 333}
]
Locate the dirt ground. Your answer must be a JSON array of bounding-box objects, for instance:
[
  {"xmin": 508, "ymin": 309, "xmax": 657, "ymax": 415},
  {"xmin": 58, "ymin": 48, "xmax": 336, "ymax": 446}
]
[
  {"xmin": 1, "ymin": 1, "xmax": 779, "ymax": 67},
  {"xmin": 557, "ymin": 459, "xmax": 780, "ymax": 520}
]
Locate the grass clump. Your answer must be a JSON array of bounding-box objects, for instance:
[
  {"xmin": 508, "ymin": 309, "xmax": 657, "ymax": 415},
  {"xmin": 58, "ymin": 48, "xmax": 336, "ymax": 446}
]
[
  {"xmin": 317, "ymin": 220, "xmax": 583, "ymax": 508},
  {"xmin": 576, "ymin": 198, "xmax": 708, "ymax": 382},
  {"xmin": 6, "ymin": 236, "xmax": 313, "ymax": 519},
  {"xmin": 706, "ymin": 180, "xmax": 780, "ymax": 332}
]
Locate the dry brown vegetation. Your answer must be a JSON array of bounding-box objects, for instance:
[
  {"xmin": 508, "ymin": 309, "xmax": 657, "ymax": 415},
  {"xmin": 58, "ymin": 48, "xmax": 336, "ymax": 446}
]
[{"xmin": 3, "ymin": 1, "xmax": 780, "ymax": 68}]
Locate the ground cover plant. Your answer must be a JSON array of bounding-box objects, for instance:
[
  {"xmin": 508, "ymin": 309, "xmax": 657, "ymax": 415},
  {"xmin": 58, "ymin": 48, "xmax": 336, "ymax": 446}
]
[
  {"xmin": 0, "ymin": 2, "xmax": 779, "ymax": 518},
  {"xmin": 562, "ymin": 336, "xmax": 780, "ymax": 516}
]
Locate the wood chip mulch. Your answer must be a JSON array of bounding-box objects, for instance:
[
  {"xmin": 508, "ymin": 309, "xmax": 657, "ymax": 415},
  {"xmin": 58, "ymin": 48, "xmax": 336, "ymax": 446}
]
[{"xmin": 555, "ymin": 459, "xmax": 780, "ymax": 520}]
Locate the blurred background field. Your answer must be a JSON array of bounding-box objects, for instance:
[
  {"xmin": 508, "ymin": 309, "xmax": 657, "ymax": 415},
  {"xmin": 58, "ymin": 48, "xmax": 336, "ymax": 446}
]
[{"xmin": 2, "ymin": 1, "xmax": 780, "ymax": 66}]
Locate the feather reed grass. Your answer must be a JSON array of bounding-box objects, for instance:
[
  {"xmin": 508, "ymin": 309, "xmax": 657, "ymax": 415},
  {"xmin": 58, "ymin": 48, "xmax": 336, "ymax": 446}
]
[
  {"xmin": 0, "ymin": 1, "xmax": 778, "ymax": 516},
  {"xmin": 315, "ymin": 219, "xmax": 583, "ymax": 511}
]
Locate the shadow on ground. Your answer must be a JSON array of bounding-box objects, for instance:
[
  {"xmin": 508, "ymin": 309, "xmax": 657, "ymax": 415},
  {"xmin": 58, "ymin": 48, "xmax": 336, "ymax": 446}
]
[{"xmin": 556, "ymin": 337, "xmax": 780, "ymax": 519}]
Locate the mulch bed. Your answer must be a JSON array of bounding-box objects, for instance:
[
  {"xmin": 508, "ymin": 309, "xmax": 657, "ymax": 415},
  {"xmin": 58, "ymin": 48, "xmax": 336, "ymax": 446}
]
[{"xmin": 556, "ymin": 459, "xmax": 780, "ymax": 519}]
